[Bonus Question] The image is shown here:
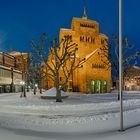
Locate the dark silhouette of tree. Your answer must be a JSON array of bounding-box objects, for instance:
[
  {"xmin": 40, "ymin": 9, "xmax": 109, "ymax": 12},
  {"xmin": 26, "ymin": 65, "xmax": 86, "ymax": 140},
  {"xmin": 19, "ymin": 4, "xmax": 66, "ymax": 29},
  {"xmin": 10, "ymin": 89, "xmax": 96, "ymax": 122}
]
[
  {"xmin": 28, "ymin": 52, "xmax": 45, "ymax": 94},
  {"xmin": 100, "ymin": 35, "xmax": 139, "ymax": 81},
  {"xmin": 99, "ymin": 35, "xmax": 140, "ymax": 99}
]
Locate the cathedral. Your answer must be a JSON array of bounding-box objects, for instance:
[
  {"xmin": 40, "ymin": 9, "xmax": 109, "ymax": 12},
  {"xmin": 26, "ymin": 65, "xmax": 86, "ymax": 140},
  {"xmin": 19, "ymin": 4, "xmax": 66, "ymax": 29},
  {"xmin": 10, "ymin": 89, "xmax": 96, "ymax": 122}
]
[{"xmin": 45, "ymin": 8, "xmax": 112, "ymax": 93}]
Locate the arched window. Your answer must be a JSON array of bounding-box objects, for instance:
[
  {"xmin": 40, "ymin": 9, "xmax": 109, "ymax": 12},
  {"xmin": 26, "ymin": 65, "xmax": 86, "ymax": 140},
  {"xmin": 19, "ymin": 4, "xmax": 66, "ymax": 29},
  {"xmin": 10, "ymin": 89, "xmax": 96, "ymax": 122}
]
[
  {"xmin": 90, "ymin": 80, "xmax": 95, "ymax": 93},
  {"xmin": 86, "ymin": 37, "xmax": 90, "ymax": 42},
  {"xmin": 103, "ymin": 81, "xmax": 107, "ymax": 93},
  {"xmin": 91, "ymin": 38, "xmax": 95, "ymax": 43},
  {"xmin": 96, "ymin": 80, "xmax": 102, "ymax": 93},
  {"xmin": 80, "ymin": 36, "xmax": 84, "ymax": 42}
]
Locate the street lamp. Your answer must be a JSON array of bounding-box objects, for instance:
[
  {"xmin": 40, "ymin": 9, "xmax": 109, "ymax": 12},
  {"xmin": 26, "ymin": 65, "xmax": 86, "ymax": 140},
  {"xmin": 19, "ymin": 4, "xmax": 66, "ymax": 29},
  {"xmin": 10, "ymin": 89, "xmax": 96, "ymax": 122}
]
[
  {"xmin": 34, "ymin": 84, "xmax": 38, "ymax": 95},
  {"xmin": 20, "ymin": 81, "xmax": 26, "ymax": 97},
  {"xmin": 119, "ymin": 0, "xmax": 124, "ymax": 131}
]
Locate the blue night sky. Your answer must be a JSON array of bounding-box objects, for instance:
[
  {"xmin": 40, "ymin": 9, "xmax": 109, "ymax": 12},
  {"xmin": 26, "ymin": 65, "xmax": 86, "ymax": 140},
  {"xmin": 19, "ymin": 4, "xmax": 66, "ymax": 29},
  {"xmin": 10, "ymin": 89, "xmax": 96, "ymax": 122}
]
[{"xmin": 0, "ymin": 0, "xmax": 139, "ymax": 63}]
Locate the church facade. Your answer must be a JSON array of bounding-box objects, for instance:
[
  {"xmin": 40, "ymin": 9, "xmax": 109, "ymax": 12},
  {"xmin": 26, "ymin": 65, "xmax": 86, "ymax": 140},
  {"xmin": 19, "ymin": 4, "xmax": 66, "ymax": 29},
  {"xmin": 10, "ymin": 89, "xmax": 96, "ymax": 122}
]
[{"xmin": 45, "ymin": 9, "xmax": 112, "ymax": 93}]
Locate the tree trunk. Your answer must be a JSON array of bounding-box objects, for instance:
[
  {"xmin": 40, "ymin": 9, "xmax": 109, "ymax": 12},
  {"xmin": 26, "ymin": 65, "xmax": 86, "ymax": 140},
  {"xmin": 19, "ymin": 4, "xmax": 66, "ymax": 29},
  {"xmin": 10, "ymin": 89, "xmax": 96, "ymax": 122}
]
[
  {"xmin": 55, "ymin": 76, "xmax": 62, "ymax": 102},
  {"xmin": 118, "ymin": 93, "xmax": 120, "ymax": 100},
  {"xmin": 55, "ymin": 69, "xmax": 62, "ymax": 102},
  {"xmin": 56, "ymin": 88, "xmax": 62, "ymax": 102},
  {"xmin": 40, "ymin": 88, "xmax": 42, "ymax": 94},
  {"xmin": 34, "ymin": 86, "xmax": 36, "ymax": 95},
  {"xmin": 23, "ymin": 86, "xmax": 26, "ymax": 97},
  {"xmin": 39, "ymin": 82, "xmax": 42, "ymax": 94}
]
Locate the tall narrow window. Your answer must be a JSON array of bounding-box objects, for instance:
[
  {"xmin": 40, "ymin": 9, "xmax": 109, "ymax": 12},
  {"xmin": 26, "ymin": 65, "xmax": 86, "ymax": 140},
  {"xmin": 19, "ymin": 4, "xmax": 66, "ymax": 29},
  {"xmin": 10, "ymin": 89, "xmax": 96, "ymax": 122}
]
[
  {"xmin": 103, "ymin": 81, "xmax": 107, "ymax": 93},
  {"xmin": 101, "ymin": 39, "xmax": 104, "ymax": 45},
  {"xmin": 91, "ymin": 80, "xmax": 95, "ymax": 93},
  {"xmin": 80, "ymin": 36, "xmax": 84, "ymax": 42},
  {"xmin": 86, "ymin": 37, "xmax": 90, "ymax": 42},
  {"xmin": 96, "ymin": 80, "xmax": 101, "ymax": 93}
]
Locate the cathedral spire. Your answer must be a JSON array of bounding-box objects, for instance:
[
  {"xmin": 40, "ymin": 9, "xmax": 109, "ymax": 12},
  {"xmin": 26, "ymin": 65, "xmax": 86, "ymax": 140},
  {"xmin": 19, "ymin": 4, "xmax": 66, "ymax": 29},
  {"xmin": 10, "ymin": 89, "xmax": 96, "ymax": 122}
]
[{"xmin": 82, "ymin": 7, "xmax": 88, "ymax": 19}]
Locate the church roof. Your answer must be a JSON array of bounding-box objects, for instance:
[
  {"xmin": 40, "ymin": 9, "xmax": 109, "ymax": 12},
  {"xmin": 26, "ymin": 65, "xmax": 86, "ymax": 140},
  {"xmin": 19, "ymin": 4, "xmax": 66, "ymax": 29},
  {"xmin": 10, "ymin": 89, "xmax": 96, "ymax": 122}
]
[
  {"xmin": 99, "ymin": 33, "xmax": 108, "ymax": 38},
  {"xmin": 126, "ymin": 66, "xmax": 140, "ymax": 77},
  {"xmin": 72, "ymin": 17, "xmax": 99, "ymax": 24},
  {"xmin": 9, "ymin": 51, "xmax": 28, "ymax": 56},
  {"xmin": 133, "ymin": 66, "xmax": 140, "ymax": 70},
  {"xmin": 60, "ymin": 28, "xmax": 73, "ymax": 31}
]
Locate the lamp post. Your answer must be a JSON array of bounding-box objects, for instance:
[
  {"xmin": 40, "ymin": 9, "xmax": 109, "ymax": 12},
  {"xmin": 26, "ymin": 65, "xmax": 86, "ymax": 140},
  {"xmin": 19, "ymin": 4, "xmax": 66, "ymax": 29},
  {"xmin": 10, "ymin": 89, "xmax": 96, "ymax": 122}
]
[
  {"xmin": 119, "ymin": 0, "xmax": 124, "ymax": 131},
  {"xmin": 34, "ymin": 84, "xmax": 38, "ymax": 95},
  {"xmin": 20, "ymin": 81, "xmax": 26, "ymax": 97}
]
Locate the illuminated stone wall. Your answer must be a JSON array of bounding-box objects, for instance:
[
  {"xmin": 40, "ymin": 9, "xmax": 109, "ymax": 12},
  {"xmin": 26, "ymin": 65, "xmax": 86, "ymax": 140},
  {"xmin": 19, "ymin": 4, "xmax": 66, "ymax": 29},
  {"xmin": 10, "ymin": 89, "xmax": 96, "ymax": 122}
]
[
  {"xmin": 59, "ymin": 16, "xmax": 112, "ymax": 93},
  {"xmin": 46, "ymin": 13, "xmax": 112, "ymax": 93}
]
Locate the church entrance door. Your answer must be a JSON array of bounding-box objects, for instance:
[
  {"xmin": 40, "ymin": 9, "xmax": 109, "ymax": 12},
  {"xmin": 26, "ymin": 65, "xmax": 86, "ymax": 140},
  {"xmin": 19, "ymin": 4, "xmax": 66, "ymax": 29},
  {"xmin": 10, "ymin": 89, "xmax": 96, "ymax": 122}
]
[
  {"xmin": 96, "ymin": 80, "xmax": 101, "ymax": 93},
  {"xmin": 90, "ymin": 80, "xmax": 95, "ymax": 93}
]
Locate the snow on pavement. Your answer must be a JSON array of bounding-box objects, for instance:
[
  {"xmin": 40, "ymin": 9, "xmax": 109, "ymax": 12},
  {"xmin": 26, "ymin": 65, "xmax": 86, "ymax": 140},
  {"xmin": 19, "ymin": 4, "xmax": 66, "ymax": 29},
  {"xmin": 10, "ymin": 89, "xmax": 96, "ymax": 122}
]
[
  {"xmin": 1, "ymin": 124, "xmax": 140, "ymax": 140},
  {"xmin": 1, "ymin": 111, "xmax": 140, "ymax": 140},
  {"xmin": 1, "ymin": 91, "xmax": 140, "ymax": 134}
]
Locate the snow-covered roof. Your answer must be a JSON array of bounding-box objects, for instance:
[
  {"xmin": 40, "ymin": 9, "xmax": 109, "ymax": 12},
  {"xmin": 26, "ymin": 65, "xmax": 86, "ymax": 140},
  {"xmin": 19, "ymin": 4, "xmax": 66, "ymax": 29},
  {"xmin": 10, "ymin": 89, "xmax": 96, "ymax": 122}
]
[
  {"xmin": 60, "ymin": 28, "xmax": 75, "ymax": 33},
  {"xmin": 134, "ymin": 76, "xmax": 140, "ymax": 79},
  {"xmin": 133, "ymin": 66, "xmax": 140, "ymax": 70},
  {"xmin": 9, "ymin": 51, "xmax": 28, "ymax": 56},
  {"xmin": 126, "ymin": 66, "xmax": 140, "ymax": 77},
  {"xmin": 99, "ymin": 33, "xmax": 108, "ymax": 38},
  {"xmin": 0, "ymin": 65, "xmax": 11, "ymax": 70},
  {"xmin": 72, "ymin": 17, "xmax": 99, "ymax": 25},
  {"xmin": 79, "ymin": 48, "xmax": 99, "ymax": 66},
  {"xmin": 60, "ymin": 28, "xmax": 72, "ymax": 31},
  {"xmin": 13, "ymin": 69, "xmax": 22, "ymax": 73},
  {"xmin": 0, "ymin": 65, "xmax": 22, "ymax": 73}
]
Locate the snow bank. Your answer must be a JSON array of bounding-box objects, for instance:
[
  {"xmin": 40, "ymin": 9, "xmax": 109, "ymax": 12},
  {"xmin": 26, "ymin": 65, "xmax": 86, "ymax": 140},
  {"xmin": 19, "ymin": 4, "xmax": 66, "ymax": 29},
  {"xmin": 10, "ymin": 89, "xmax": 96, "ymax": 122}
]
[{"xmin": 41, "ymin": 87, "xmax": 68, "ymax": 99}]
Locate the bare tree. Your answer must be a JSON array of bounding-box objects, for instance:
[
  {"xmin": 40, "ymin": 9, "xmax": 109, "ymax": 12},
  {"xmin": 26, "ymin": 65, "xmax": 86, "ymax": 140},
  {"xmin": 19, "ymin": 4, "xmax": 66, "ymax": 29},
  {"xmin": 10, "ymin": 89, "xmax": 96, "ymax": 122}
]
[
  {"xmin": 100, "ymin": 35, "xmax": 139, "ymax": 81},
  {"xmin": 16, "ymin": 52, "xmax": 28, "ymax": 97},
  {"xmin": 99, "ymin": 35, "xmax": 140, "ymax": 99},
  {"xmin": 28, "ymin": 53, "xmax": 45, "ymax": 94},
  {"xmin": 31, "ymin": 34, "xmax": 83, "ymax": 102}
]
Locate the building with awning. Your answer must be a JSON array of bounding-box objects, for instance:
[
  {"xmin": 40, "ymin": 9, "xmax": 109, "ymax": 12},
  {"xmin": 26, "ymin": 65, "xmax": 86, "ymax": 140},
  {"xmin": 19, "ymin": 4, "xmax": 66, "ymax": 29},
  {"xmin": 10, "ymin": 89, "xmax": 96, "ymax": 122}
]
[{"xmin": 0, "ymin": 52, "xmax": 26, "ymax": 93}]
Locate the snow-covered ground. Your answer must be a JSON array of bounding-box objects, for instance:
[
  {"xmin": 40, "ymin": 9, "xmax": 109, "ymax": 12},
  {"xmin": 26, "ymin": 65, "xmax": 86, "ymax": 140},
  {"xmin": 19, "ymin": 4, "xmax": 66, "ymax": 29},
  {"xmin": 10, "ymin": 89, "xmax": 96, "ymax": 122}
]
[
  {"xmin": 41, "ymin": 87, "xmax": 68, "ymax": 99},
  {"xmin": 1, "ymin": 91, "xmax": 140, "ymax": 140}
]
